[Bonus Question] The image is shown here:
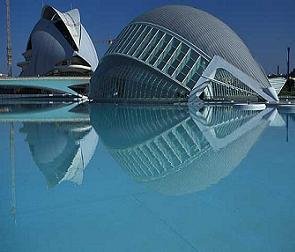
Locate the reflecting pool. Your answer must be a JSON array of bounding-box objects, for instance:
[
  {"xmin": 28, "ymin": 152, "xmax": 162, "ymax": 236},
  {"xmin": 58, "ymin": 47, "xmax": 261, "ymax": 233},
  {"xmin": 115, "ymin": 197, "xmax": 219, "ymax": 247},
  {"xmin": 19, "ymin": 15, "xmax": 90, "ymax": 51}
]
[{"xmin": 0, "ymin": 102, "xmax": 295, "ymax": 251}]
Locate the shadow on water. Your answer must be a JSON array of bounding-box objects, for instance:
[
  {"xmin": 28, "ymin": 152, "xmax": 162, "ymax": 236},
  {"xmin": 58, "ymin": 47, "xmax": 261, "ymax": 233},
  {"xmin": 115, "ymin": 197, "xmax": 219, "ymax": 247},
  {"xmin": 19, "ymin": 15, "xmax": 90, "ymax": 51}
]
[{"xmin": 90, "ymin": 103, "xmax": 276, "ymax": 195}]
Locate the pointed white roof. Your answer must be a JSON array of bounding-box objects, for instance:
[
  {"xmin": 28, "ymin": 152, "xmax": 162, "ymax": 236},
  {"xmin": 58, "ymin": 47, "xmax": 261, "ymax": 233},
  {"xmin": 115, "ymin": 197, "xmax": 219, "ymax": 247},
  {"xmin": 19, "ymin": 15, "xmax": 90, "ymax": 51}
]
[{"xmin": 42, "ymin": 5, "xmax": 81, "ymax": 49}]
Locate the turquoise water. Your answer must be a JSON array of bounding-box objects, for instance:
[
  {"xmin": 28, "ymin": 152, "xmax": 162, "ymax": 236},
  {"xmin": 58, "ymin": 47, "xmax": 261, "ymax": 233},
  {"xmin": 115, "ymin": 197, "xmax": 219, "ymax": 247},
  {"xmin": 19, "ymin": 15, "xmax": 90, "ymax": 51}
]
[{"xmin": 0, "ymin": 103, "xmax": 295, "ymax": 252}]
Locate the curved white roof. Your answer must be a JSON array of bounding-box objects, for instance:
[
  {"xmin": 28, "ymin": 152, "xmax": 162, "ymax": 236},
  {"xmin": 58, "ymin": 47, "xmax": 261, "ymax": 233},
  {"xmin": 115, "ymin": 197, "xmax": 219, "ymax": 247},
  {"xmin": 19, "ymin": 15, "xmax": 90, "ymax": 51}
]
[
  {"xmin": 19, "ymin": 5, "xmax": 98, "ymax": 76},
  {"xmin": 132, "ymin": 5, "xmax": 270, "ymax": 88},
  {"xmin": 42, "ymin": 6, "xmax": 81, "ymax": 49}
]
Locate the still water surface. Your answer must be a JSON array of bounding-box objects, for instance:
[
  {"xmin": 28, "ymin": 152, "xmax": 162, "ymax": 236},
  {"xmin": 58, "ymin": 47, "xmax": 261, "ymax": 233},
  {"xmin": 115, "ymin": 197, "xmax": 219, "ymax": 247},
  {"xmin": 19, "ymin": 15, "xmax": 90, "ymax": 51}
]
[{"xmin": 0, "ymin": 103, "xmax": 295, "ymax": 252}]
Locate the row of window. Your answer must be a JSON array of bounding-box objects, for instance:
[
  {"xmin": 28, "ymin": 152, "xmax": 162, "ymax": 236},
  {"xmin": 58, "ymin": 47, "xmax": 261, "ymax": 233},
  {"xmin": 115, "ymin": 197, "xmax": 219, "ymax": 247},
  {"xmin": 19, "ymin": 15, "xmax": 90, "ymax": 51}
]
[
  {"xmin": 94, "ymin": 57, "xmax": 189, "ymax": 100},
  {"xmin": 107, "ymin": 23, "xmax": 210, "ymax": 91},
  {"xmin": 203, "ymin": 68, "xmax": 258, "ymax": 99},
  {"xmin": 102, "ymin": 23, "xmax": 263, "ymax": 101}
]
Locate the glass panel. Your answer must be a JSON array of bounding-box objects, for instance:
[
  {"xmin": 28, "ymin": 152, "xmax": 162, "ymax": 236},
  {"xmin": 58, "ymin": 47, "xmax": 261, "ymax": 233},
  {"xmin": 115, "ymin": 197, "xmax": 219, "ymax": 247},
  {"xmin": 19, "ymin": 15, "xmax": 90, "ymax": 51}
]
[
  {"xmin": 128, "ymin": 27, "xmax": 152, "ymax": 56},
  {"xmin": 134, "ymin": 29, "xmax": 158, "ymax": 58},
  {"xmin": 197, "ymin": 58, "xmax": 209, "ymax": 74},
  {"xmin": 181, "ymin": 66, "xmax": 190, "ymax": 76},
  {"xmin": 140, "ymin": 31, "xmax": 164, "ymax": 61},
  {"xmin": 167, "ymin": 65, "xmax": 176, "ymax": 75},
  {"xmin": 156, "ymin": 47, "xmax": 174, "ymax": 70},
  {"xmin": 108, "ymin": 25, "xmax": 132, "ymax": 54},
  {"xmin": 116, "ymin": 25, "xmax": 138, "ymax": 53},
  {"xmin": 176, "ymin": 73, "xmax": 186, "ymax": 82},
  {"xmin": 122, "ymin": 25, "xmax": 145, "ymax": 54},
  {"xmin": 186, "ymin": 59, "xmax": 195, "ymax": 68},
  {"xmin": 190, "ymin": 50, "xmax": 199, "ymax": 61},
  {"xmin": 171, "ymin": 60, "xmax": 180, "ymax": 68},
  {"xmin": 191, "ymin": 72, "xmax": 201, "ymax": 82},
  {"xmin": 148, "ymin": 35, "xmax": 172, "ymax": 65},
  {"xmin": 153, "ymin": 37, "xmax": 175, "ymax": 68}
]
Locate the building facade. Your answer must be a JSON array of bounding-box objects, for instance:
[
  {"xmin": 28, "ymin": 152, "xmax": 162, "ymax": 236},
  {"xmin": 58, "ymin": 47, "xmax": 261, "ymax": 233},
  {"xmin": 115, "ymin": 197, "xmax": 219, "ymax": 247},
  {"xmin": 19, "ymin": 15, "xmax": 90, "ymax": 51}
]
[
  {"xmin": 18, "ymin": 5, "xmax": 98, "ymax": 77},
  {"xmin": 90, "ymin": 5, "xmax": 278, "ymax": 103}
]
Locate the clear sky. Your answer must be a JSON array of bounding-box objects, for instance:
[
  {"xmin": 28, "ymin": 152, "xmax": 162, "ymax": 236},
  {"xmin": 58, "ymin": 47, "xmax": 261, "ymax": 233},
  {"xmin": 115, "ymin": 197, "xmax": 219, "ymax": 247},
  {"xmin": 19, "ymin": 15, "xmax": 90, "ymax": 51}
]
[{"xmin": 0, "ymin": 0, "xmax": 294, "ymax": 76}]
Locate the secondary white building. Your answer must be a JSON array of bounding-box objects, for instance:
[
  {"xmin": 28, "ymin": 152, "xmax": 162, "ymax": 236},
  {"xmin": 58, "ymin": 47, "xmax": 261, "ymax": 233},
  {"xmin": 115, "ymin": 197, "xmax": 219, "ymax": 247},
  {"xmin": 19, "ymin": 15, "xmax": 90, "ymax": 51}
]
[{"xmin": 18, "ymin": 5, "xmax": 98, "ymax": 77}]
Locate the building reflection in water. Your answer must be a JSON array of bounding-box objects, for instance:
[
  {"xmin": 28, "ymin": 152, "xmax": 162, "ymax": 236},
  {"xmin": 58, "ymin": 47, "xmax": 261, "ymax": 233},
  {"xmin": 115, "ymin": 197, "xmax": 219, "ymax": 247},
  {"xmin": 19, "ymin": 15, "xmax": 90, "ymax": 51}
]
[
  {"xmin": 20, "ymin": 122, "xmax": 98, "ymax": 187},
  {"xmin": 13, "ymin": 103, "xmax": 99, "ymax": 188},
  {"xmin": 91, "ymin": 104, "xmax": 276, "ymax": 195}
]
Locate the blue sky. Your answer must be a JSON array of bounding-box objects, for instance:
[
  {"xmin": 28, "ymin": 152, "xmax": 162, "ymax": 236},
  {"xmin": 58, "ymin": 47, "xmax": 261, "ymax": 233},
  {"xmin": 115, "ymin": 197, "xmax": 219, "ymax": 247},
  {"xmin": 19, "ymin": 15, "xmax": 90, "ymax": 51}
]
[{"xmin": 0, "ymin": 0, "xmax": 294, "ymax": 76}]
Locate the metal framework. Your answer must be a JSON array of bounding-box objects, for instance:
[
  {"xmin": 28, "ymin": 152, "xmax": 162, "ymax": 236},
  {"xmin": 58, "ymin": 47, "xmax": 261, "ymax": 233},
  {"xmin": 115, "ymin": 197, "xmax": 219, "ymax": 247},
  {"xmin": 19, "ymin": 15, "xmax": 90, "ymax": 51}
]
[
  {"xmin": 107, "ymin": 23, "xmax": 210, "ymax": 91},
  {"xmin": 189, "ymin": 56, "xmax": 279, "ymax": 102}
]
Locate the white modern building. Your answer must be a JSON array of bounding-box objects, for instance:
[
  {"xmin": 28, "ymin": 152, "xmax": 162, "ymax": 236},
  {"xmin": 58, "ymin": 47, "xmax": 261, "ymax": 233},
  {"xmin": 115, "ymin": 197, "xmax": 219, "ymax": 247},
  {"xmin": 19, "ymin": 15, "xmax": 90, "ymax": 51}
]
[
  {"xmin": 18, "ymin": 5, "xmax": 98, "ymax": 77},
  {"xmin": 90, "ymin": 5, "xmax": 279, "ymax": 103}
]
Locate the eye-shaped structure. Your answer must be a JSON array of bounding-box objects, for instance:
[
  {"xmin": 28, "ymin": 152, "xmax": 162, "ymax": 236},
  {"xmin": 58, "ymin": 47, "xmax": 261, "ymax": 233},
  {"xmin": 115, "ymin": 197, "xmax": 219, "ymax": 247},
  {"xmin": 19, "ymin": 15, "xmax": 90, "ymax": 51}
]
[
  {"xmin": 18, "ymin": 5, "xmax": 98, "ymax": 77},
  {"xmin": 90, "ymin": 5, "xmax": 278, "ymax": 103}
]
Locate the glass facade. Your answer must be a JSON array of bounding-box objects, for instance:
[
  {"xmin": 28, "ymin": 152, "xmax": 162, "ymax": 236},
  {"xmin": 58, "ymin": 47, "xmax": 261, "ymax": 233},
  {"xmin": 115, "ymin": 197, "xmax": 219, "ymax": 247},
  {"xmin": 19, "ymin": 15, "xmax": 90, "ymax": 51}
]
[
  {"xmin": 106, "ymin": 23, "xmax": 209, "ymax": 89},
  {"xmin": 92, "ymin": 22, "xmax": 263, "ymax": 102},
  {"xmin": 91, "ymin": 56, "xmax": 189, "ymax": 102},
  {"xmin": 203, "ymin": 68, "xmax": 260, "ymax": 101},
  {"xmin": 90, "ymin": 5, "xmax": 279, "ymax": 103}
]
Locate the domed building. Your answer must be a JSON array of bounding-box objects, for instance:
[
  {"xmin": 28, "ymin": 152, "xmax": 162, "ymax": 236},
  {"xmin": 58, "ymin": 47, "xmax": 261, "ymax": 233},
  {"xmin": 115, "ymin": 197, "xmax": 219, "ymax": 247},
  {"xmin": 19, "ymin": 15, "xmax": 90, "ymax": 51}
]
[
  {"xmin": 17, "ymin": 5, "xmax": 98, "ymax": 77},
  {"xmin": 90, "ymin": 5, "xmax": 278, "ymax": 103}
]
